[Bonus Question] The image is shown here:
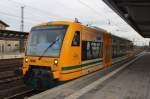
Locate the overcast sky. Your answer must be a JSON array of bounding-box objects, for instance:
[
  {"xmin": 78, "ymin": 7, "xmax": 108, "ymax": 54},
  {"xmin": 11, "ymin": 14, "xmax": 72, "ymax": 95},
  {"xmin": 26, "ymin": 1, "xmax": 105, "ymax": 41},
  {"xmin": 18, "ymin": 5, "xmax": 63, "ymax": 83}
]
[{"xmin": 0, "ymin": 0, "xmax": 150, "ymax": 45}]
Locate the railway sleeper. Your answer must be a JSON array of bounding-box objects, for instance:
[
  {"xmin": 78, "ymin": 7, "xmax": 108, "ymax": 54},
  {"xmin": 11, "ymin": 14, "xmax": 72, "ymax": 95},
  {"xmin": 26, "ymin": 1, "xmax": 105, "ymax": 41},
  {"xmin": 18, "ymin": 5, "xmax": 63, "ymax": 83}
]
[{"xmin": 0, "ymin": 76, "xmax": 23, "ymax": 84}]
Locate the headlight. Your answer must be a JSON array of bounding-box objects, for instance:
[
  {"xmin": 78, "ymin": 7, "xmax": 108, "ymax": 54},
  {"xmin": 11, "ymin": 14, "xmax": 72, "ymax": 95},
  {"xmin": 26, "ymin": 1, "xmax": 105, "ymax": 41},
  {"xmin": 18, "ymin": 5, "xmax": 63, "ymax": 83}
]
[
  {"xmin": 25, "ymin": 57, "xmax": 28, "ymax": 63},
  {"xmin": 54, "ymin": 59, "xmax": 58, "ymax": 66}
]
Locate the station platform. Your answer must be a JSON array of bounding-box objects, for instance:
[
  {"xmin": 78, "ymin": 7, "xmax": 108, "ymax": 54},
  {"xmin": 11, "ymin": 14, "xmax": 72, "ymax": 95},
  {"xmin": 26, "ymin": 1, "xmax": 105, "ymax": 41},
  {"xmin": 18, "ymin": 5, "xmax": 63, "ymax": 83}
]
[
  {"xmin": 77, "ymin": 52, "xmax": 150, "ymax": 99},
  {"xmin": 0, "ymin": 53, "xmax": 24, "ymax": 59},
  {"xmin": 28, "ymin": 52, "xmax": 150, "ymax": 99}
]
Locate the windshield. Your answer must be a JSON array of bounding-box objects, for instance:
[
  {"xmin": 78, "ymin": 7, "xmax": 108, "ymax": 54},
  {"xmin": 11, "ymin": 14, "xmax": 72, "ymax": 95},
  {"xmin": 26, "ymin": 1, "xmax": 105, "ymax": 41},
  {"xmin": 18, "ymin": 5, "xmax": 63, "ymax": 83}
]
[{"xmin": 26, "ymin": 25, "xmax": 68, "ymax": 57}]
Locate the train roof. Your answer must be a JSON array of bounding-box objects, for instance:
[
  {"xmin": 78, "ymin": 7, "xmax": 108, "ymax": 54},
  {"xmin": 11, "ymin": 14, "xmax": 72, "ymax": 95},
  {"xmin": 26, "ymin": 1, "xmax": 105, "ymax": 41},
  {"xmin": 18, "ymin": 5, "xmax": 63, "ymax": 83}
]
[
  {"xmin": 111, "ymin": 34, "xmax": 132, "ymax": 42},
  {"xmin": 33, "ymin": 21, "xmax": 108, "ymax": 34},
  {"xmin": 34, "ymin": 21, "xmax": 80, "ymax": 27},
  {"xmin": 89, "ymin": 26, "xmax": 107, "ymax": 33},
  {"xmin": 92, "ymin": 26, "xmax": 131, "ymax": 42},
  {"xmin": 33, "ymin": 21, "xmax": 132, "ymax": 42}
]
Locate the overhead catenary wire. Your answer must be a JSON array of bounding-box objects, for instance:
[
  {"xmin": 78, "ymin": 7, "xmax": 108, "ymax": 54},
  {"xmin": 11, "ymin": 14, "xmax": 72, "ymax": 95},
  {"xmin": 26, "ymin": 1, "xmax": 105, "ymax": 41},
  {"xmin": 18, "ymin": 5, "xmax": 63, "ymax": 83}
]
[
  {"xmin": 77, "ymin": 0, "xmax": 124, "ymax": 30},
  {"xmin": 0, "ymin": 0, "xmax": 51, "ymax": 20},
  {"xmin": 0, "ymin": 14, "xmax": 35, "ymax": 24},
  {"xmin": 7, "ymin": 0, "xmax": 71, "ymax": 20},
  {"xmin": 77, "ymin": 0, "xmax": 111, "ymax": 26},
  {"xmin": 78, "ymin": 0, "xmax": 102, "ymax": 16},
  {"xmin": 0, "ymin": 11, "xmax": 42, "ymax": 23}
]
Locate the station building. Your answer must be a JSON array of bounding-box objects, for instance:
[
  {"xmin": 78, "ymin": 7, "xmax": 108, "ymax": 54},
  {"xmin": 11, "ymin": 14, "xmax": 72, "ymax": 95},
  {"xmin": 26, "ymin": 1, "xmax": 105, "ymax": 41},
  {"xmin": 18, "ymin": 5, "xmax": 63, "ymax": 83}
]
[
  {"xmin": 0, "ymin": 20, "xmax": 9, "ymax": 30},
  {"xmin": 0, "ymin": 20, "xmax": 28, "ymax": 54}
]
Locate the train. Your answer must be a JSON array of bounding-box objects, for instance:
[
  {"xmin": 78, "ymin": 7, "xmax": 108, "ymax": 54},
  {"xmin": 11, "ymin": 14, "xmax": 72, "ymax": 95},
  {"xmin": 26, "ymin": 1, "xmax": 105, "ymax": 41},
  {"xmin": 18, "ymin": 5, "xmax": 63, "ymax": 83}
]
[{"xmin": 22, "ymin": 21, "xmax": 133, "ymax": 89}]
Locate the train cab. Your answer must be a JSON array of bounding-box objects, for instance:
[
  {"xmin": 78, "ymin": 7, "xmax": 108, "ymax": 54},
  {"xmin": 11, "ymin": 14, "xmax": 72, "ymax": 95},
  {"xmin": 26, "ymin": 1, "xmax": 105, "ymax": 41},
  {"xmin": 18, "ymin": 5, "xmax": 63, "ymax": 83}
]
[{"xmin": 23, "ymin": 21, "xmax": 83, "ymax": 88}]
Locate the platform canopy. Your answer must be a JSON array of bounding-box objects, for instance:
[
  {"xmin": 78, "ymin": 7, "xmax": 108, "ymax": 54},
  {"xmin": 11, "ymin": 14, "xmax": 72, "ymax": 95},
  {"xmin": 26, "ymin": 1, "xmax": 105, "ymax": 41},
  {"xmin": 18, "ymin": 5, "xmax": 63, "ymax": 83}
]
[
  {"xmin": 103, "ymin": 0, "xmax": 150, "ymax": 38},
  {"xmin": 0, "ymin": 30, "xmax": 28, "ymax": 40}
]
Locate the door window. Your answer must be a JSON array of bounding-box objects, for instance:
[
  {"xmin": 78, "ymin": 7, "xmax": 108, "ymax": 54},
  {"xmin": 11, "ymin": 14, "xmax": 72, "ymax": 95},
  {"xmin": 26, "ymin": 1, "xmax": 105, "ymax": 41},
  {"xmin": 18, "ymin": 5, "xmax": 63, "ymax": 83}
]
[{"xmin": 72, "ymin": 31, "xmax": 80, "ymax": 46}]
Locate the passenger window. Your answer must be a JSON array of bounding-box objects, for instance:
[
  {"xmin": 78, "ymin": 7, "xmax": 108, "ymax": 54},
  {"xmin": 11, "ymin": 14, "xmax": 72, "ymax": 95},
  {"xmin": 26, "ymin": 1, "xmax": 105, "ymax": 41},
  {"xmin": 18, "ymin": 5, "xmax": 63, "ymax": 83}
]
[
  {"xmin": 82, "ymin": 40, "xmax": 103, "ymax": 61},
  {"xmin": 72, "ymin": 31, "xmax": 80, "ymax": 46}
]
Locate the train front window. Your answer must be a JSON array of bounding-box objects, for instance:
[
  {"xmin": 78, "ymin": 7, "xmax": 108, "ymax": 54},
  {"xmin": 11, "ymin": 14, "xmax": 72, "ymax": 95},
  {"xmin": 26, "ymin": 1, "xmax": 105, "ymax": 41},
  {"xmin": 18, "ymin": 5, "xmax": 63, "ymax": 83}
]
[{"xmin": 26, "ymin": 25, "xmax": 68, "ymax": 57}]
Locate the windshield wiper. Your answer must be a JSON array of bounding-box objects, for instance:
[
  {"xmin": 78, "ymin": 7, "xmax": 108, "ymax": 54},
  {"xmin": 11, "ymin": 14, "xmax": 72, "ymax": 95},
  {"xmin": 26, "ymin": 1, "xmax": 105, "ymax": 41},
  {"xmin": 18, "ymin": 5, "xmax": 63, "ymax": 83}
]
[{"xmin": 38, "ymin": 38, "xmax": 60, "ymax": 60}]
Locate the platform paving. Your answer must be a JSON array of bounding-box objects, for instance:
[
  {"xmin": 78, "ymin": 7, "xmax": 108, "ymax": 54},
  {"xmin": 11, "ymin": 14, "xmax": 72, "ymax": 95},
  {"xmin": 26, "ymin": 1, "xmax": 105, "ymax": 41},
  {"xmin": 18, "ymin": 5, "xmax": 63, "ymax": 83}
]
[{"xmin": 78, "ymin": 52, "xmax": 150, "ymax": 99}]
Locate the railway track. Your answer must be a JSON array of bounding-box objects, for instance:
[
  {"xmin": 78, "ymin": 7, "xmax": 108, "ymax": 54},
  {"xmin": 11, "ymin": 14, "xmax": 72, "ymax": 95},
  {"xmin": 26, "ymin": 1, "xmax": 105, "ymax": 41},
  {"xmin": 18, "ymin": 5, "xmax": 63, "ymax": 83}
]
[
  {"xmin": 0, "ymin": 58, "xmax": 53, "ymax": 99},
  {"xmin": 0, "ymin": 58, "xmax": 43, "ymax": 99},
  {"xmin": 1, "ymin": 85, "xmax": 36, "ymax": 99},
  {"xmin": 0, "ymin": 58, "xmax": 23, "ymax": 77},
  {"xmin": 0, "ymin": 58, "xmax": 27, "ymax": 99},
  {"xmin": 4, "ymin": 89, "xmax": 35, "ymax": 99},
  {"xmin": 0, "ymin": 78, "xmax": 29, "ymax": 99},
  {"xmin": 0, "ymin": 58, "xmax": 23, "ymax": 72},
  {"xmin": 0, "ymin": 76, "xmax": 22, "ymax": 84},
  {"xmin": 0, "ymin": 58, "xmax": 23, "ymax": 66},
  {"xmin": 0, "ymin": 58, "xmax": 23, "ymax": 85}
]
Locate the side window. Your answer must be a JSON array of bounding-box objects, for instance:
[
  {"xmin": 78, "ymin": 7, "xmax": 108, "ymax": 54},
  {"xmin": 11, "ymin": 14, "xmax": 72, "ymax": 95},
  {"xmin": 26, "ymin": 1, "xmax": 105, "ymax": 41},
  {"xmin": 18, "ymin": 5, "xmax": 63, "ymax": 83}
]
[
  {"xmin": 72, "ymin": 31, "xmax": 80, "ymax": 46},
  {"xmin": 82, "ymin": 40, "xmax": 103, "ymax": 61}
]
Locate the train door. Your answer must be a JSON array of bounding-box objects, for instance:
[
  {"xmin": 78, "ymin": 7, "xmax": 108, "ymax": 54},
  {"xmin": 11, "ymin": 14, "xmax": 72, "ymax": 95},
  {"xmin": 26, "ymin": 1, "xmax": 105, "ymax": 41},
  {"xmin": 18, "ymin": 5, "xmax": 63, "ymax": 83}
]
[
  {"xmin": 103, "ymin": 33, "xmax": 112, "ymax": 67},
  {"xmin": 68, "ymin": 30, "xmax": 82, "ymax": 78},
  {"xmin": 71, "ymin": 31, "xmax": 81, "ymax": 65},
  {"xmin": 57, "ymin": 24, "xmax": 82, "ymax": 81}
]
